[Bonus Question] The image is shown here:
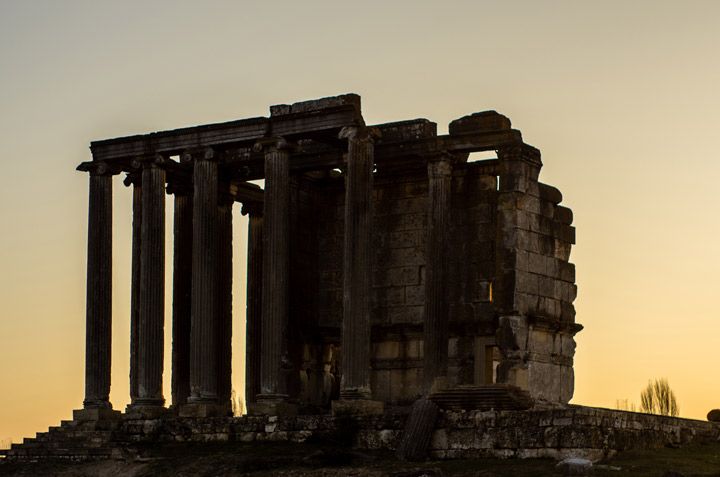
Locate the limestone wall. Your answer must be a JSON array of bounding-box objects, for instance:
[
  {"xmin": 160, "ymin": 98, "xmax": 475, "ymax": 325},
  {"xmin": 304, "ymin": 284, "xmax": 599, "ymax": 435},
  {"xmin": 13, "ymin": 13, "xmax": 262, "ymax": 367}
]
[
  {"xmin": 9, "ymin": 406, "xmax": 713, "ymax": 462},
  {"xmin": 116, "ymin": 407, "xmax": 718, "ymax": 462},
  {"xmin": 292, "ymin": 151, "xmax": 578, "ymax": 405},
  {"xmin": 511, "ymin": 181, "xmax": 576, "ymax": 323}
]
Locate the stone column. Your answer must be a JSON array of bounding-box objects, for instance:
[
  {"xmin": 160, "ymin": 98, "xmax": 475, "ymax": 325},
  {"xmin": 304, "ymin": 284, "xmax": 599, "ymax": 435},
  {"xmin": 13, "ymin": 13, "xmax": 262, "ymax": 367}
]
[
  {"xmin": 243, "ymin": 202, "xmax": 263, "ymax": 406},
  {"xmin": 184, "ymin": 148, "xmax": 221, "ymax": 416},
  {"xmin": 423, "ymin": 155, "xmax": 453, "ymax": 393},
  {"xmin": 82, "ymin": 164, "xmax": 113, "ymax": 410},
  {"xmin": 252, "ymin": 138, "xmax": 296, "ymax": 415},
  {"xmin": 132, "ymin": 158, "xmax": 166, "ymax": 411},
  {"xmin": 171, "ymin": 190, "xmax": 193, "ymax": 407},
  {"xmin": 128, "ymin": 173, "xmax": 142, "ymax": 405},
  {"xmin": 334, "ymin": 127, "xmax": 383, "ymax": 414},
  {"xmin": 216, "ymin": 193, "xmax": 233, "ymax": 412}
]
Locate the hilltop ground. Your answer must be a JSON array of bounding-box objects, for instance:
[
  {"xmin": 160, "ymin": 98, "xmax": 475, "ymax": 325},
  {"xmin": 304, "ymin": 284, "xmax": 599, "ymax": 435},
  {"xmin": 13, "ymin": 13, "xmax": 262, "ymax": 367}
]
[{"xmin": 2, "ymin": 441, "xmax": 720, "ymax": 476}]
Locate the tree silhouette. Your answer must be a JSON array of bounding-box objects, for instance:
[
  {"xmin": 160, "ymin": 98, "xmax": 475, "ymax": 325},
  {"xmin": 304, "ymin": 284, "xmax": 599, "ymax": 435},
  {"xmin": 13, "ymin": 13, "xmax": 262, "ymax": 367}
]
[{"xmin": 640, "ymin": 378, "xmax": 678, "ymax": 416}]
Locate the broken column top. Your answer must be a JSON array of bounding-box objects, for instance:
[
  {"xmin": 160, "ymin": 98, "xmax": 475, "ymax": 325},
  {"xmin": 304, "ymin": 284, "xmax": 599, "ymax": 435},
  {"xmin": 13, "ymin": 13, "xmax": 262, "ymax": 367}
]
[
  {"xmin": 270, "ymin": 93, "xmax": 361, "ymax": 117},
  {"xmin": 449, "ymin": 111, "xmax": 511, "ymax": 136}
]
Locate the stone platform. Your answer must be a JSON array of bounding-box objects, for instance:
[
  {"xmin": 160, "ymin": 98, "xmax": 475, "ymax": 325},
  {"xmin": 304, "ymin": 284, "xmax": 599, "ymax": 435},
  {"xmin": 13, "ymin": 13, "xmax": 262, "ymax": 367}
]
[
  {"xmin": 2, "ymin": 405, "xmax": 718, "ymax": 463},
  {"xmin": 429, "ymin": 384, "xmax": 534, "ymax": 411}
]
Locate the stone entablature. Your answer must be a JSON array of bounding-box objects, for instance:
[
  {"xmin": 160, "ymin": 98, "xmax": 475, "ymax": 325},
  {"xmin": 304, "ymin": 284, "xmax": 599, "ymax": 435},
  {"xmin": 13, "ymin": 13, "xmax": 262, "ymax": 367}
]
[{"xmin": 74, "ymin": 93, "xmax": 579, "ymax": 419}]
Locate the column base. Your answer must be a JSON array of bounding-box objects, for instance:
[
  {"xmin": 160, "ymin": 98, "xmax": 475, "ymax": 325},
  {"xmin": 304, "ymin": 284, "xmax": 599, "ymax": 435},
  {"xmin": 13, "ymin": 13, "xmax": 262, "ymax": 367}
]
[
  {"xmin": 248, "ymin": 394, "xmax": 298, "ymax": 416},
  {"xmin": 124, "ymin": 403, "xmax": 169, "ymax": 419},
  {"xmin": 178, "ymin": 402, "xmax": 232, "ymax": 418},
  {"xmin": 331, "ymin": 399, "xmax": 385, "ymax": 416},
  {"xmin": 73, "ymin": 407, "xmax": 122, "ymax": 422}
]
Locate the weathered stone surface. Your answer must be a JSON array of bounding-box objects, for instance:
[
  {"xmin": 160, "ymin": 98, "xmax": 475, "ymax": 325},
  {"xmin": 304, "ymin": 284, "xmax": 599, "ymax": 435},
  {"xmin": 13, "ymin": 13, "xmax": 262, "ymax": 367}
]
[
  {"xmin": 8, "ymin": 406, "xmax": 720, "ymax": 463},
  {"xmin": 134, "ymin": 163, "xmax": 166, "ymax": 408},
  {"xmin": 377, "ymin": 119, "xmax": 437, "ymax": 142},
  {"xmin": 331, "ymin": 399, "xmax": 384, "ymax": 416},
  {"xmin": 73, "ymin": 408, "xmax": 121, "ymax": 422},
  {"xmin": 449, "ymin": 111, "xmax": 512, "ymax": 135},
  {"xmin": 83, "ymin": 169, "xmax": 113, "ymax": 410},
  {"xmin": 249, "ymin": 397, "xmax": 298, "ymax": 417},
  {"xmin": 270, "ymin": 93, "xmax": 361, "ymax": 116},
  {"xmin": 396, "ymin": 398, "xmax": 440, "ymax": 461},
  {"xmin": 259, "ymin": 141, "xmax": 290, "ymax": 401},
  {"xmin": 424, "ymin": 157, "xmax": 452, "ymax": 392},
  {"xmin": 341, "ymin": 128, "xmax": 375, "ymax": 400},
  {"xmin": 189, "ymin": 152, "xmax": 219, "ymax": 406},
  {"xmin": 244, "ymin": 209, "xmax": 263, "ymax": 406},
  {"xmin": 171, "ymin": 193, "xmax": 192, "ymax": 407},
  {"xmin": 706, "ymin": 409, "xmax": 720, "ymax": 422},
  {"xmin": 555, "ymin": 457, "xmax": 592, "ymax": 476},
  {"xmin": 129, "ymin": 176, "xmax": 141, "ymax": 404}
]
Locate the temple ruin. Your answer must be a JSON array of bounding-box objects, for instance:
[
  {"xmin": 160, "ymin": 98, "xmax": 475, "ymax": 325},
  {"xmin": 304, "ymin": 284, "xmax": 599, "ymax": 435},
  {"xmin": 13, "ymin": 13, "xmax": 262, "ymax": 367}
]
[
  {"xmin": 30, "ymin": 94, "xmax": 710, "ymax": 464},
  {"xmin": 6, "ymin": 95, "xmax": 720, "ymax": 465},
  {"xmin": 75, "ymin": 93, "xmax": 579, "ymax": 419}
]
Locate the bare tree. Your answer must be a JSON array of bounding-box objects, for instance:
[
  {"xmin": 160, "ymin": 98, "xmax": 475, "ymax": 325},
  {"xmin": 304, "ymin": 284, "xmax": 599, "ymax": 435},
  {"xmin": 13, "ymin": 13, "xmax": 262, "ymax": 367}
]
[{"xmin": 640, "ymin": 378, "xmax": 679, "ymax": 416}]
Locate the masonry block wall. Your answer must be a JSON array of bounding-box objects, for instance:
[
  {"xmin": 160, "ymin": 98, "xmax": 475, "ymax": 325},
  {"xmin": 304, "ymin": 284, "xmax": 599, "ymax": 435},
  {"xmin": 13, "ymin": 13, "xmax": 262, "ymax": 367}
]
[
  {"xmin": 493, "ymin": 145, "xmax": 579, "ymax": 403},
  {"xmin": 290, "ymin": 149, "xmax": 577, "ymax": 406}
]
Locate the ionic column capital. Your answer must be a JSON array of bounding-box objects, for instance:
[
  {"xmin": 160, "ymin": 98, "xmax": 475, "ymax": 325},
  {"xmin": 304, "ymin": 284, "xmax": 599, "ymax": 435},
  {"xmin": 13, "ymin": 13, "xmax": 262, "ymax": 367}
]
[
  {"xmin": 181, "ymin": 147, "xmax": 220, "ymax": 163},
  {"xmin": 77, "ymin": 161, "xmax": 122, "ymax": 176},
  {"xmin": 427, "ymin": 153, "xmax": 454, "ymax": 177},
  {"xmin": 131, "ymin": 154, "xmax": 167, "ymax": 170},
  {"xmin": 123, "ymin": 171, "xmax": 142, "ymax": 187},
  {"xmin": 338, "ymin": 125, "xmax": 381, "ymax": 143},
  {"xmin": 253, "ymin": 136, "xmax": 295, "ymax": 154}
]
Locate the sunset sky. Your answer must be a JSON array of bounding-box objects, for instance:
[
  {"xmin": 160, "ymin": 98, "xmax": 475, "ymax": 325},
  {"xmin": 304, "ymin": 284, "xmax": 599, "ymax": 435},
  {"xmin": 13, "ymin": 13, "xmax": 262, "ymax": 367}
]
[{"xmin": 1, "ymin": 1, "xmax": 720, "ymax": 445}]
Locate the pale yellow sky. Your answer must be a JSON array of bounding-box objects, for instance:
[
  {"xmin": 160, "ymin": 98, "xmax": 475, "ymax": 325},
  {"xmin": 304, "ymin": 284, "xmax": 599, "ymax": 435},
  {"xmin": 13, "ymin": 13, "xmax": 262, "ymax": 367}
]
[{"xmin": 1, "ymin": 0, "xmax": 719, "ymax": 444}]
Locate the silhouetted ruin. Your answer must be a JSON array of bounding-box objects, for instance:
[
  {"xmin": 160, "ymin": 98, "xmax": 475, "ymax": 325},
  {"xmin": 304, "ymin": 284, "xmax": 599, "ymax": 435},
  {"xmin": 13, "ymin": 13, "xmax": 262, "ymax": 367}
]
[
  {"xmin": 75, "ymin": 93, "xmax": 579, "ymax": 418},
  {"xmin": 4, "ymin": 95, "xmax": 716, "ymax": 464}
]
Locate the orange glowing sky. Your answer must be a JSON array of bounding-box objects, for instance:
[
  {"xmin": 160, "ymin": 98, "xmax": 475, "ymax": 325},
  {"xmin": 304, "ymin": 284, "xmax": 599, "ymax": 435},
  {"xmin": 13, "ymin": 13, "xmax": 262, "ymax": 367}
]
[{"xmin": 1, "ymin": 0, "xmax": 720, "ymax": 445}]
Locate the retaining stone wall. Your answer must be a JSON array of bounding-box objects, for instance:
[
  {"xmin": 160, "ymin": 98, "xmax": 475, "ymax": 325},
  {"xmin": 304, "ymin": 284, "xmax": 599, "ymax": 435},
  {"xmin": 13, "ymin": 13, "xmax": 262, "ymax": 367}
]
[{"xmin": 117, "ymin": 406, "xmax": 718, "ymax": 461}]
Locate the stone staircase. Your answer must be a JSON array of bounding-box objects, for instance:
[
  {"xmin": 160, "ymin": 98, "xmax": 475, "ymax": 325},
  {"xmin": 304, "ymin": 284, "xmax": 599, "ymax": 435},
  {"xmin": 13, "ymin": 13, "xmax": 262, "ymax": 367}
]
[
  {"xmin": 428, "ymin": 384, "xmax": 534, "ymax": 411},
  {"xmin": 0, "ymin": 418, "xmax": 121, "ymax": 462}
]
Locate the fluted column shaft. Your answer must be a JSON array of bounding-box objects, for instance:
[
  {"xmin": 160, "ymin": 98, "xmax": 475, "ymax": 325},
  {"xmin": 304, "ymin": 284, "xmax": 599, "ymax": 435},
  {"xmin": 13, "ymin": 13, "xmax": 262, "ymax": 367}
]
[
  {"xmin": 135, "ymin": 162, "xmax": 166, "ymax": 406},
  {"xmin": 340, "ymin": 130, "xmax": 375, "ymax": 400},
  {"xmin": 423, "ymin": 157, "xmax": 452, "ymax": 392},
  {"xmin": 244, "ymin": 204, "xmax": 263, "ymax": 405},
  {"xmin": 216, "ymin": 198, "xmax": 233, "ymax": 408},
  {"xmin": 259, "ymin": 143, "xmax": 290, "ymax": 398},
  {"xmin": 129, "ymin": 176, "xmax": 141, "ymax": 403},
  {"xmin": 83, "ymin": 169, "xmax": 113, "ymax": 409},
  {"xmin": 189, "ymin": 152, "xmax": 219, "ymax": 402},
  {"xmin": 171, "ymin": 193, "xmax": 193, "ymax": 407}
]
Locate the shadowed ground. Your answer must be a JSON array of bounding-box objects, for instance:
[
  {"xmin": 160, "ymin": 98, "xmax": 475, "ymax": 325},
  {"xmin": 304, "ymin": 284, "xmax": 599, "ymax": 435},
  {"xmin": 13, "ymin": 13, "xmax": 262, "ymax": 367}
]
[{"xmin": 3, "ymin": 441, "xmax": 720, "ymax": 476}]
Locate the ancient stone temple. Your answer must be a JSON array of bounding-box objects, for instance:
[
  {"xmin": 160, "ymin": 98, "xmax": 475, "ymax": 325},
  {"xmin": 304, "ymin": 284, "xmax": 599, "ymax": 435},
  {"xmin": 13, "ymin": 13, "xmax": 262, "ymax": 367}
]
[
  {"xmin": 8, "ymin": 95, "xmax": 720, "ymax": 464},
  {"xmin": 74, "ymin": 93, "xmax": 579, "ymax": 419}
]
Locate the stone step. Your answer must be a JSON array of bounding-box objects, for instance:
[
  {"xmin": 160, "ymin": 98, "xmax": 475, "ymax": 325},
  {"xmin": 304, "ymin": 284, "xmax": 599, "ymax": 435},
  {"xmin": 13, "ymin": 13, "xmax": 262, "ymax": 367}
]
[
  {"xmin": 429, "ymin": 384, "xmax": 534, "ymax": 411},
  {"xmin": 35, "ymin": 439, "xmax": 110, "ymax": 450},
  {"xmin": 2, "ymin": 445, "xmax": 116, "ymax": 461}
]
